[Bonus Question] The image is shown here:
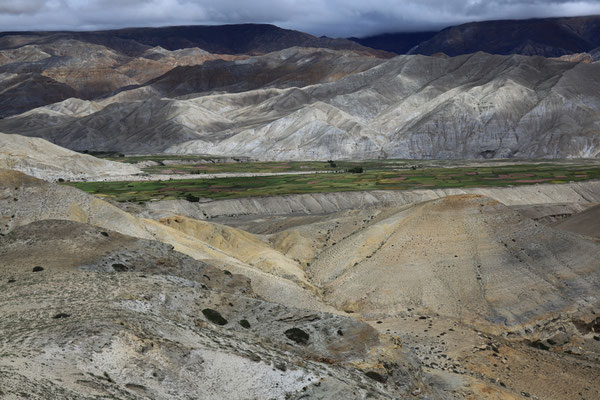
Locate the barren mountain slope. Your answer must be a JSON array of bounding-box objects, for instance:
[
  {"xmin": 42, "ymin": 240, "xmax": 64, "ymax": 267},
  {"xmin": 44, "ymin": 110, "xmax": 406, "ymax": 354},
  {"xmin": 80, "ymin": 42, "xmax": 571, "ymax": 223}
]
[
  {"xmin": 349, "ymin": 31, "xmax": 438, "ymax": 54},
  {"xmin": 409, "ymin": 15, "xmax": 600, "ymax": 57},
  {"xmin": 2, "ymin": 165, "xmax": 600, "ymax": 398},
  {"xmin": 0, "ymin": 132, "xmax": 140, "ymax": 181},
  {"xmin": 0, "ymin": 169, "xmax": 328, "ymax": 311},
  {"xmin": 554, "ymin": 203, "xmax": 600, "ymax": 238},
  {"xmin": 0, "ymin": 39, "xmax": 243, "ymax": 117},
  {"xmin": 0, "ymin": 24, "xmax": 389, "ymax": 57},
  {"xmin": 306, "ymin": 195, "xmax": 600, "ymax": 327},
  {"xmin": 145, "ymin": 47, "xmax": 384, "ymax": 97},
  {"xmin": 0, "ymin": 72, "xmax": 77, "ymax": 118},
  {"xmin": 0, "ymin": 219, "xmax": 420, "ymax": 399},
  {"xmin": 5, "ymin": 51, "xmax": 599, "ymax": 159},
  {"xmin": 161, "ymin": 52, "xmax": 600, "ymax": 159},
  {"xmin": 159, "ymin": 216, "xmax": 312, "ymax": 288}
]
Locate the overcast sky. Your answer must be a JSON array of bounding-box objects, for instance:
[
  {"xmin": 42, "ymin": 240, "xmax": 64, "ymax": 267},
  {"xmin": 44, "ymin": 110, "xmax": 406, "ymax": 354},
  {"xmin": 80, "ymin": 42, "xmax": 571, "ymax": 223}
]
[{"xmin": 1, "ymin": 0, "xmax": 600, "ymax": 37}]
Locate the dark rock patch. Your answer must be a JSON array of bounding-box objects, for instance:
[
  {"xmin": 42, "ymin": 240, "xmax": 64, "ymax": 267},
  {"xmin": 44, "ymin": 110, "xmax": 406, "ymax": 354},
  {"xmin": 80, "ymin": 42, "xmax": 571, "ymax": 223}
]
[
  {"xmin": 32, "ymin": 266, "xmax": 44, "ymax": 272},
  {"xmin": 53, "ymin": 313, "xmax": 71, "ymax": 319}
]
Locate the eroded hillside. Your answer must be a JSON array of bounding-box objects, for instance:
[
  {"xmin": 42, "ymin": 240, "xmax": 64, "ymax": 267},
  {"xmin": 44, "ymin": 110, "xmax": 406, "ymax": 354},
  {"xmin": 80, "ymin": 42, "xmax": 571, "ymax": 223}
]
[
  {"xmin": 1, "ymin": 49, "xmax": 599, "ymax": 159},
  {"xmin": 2, "ymin": 166, "xmax": 600, "ymax": 399}
]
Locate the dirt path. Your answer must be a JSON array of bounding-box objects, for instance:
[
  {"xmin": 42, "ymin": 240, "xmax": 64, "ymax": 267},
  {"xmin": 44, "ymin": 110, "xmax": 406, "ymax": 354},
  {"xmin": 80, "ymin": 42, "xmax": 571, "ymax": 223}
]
[{"xmin": 74, "ymin": 170, "xmax": 335, "ymax": 182}]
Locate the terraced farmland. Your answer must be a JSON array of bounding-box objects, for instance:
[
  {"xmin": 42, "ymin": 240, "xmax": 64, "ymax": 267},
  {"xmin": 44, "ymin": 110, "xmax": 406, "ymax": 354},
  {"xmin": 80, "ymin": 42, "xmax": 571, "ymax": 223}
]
[{"xmin": 68, "ymin": 162, "xmax": 600, "ymax": 202}]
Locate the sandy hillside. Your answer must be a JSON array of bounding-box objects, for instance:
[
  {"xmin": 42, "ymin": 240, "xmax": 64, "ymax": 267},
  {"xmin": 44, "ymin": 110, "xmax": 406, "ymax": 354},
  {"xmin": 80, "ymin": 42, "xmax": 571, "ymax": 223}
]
[
  {"xmin": 296, "ymin": 195, "xmax": 600, "ymax": 327},
  {"xmin": 0, "ymin": 132, "xmax": 140, "ymax": 181},
  {"xmin": 0, "ymin": 169, "xmax": 328, "ymax": 311},
  {"xmin": 1, "ymin": 219, "xmax": 413, "ymax": 399},
  {"xmin": 554, "ymin": 204, "xmax": 600, "ymax": 239}
]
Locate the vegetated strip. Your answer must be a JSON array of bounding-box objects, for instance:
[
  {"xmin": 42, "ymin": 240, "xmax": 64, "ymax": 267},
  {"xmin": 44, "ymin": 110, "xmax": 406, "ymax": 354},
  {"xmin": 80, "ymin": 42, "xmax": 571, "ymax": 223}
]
[
  {"xmin": 65, "ymin": 164, "xmax": 600, "ymax": 202},
  {"xmin": 95, "ymin": 155, "xmax": 597, "ymax": 175}
]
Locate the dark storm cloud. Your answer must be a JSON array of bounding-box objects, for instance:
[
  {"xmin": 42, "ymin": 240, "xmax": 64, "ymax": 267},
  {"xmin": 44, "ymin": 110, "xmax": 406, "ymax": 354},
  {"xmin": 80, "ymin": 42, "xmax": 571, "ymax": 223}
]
[{"xmin": 0, "ymin": 0, "xmax": 599, "ymax": 37}]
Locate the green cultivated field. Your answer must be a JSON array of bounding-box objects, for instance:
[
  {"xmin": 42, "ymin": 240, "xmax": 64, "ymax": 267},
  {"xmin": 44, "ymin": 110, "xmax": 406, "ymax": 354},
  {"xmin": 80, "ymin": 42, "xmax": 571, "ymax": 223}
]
[{"xmin": 67, "ymin": 161, "xmax": 600, "ymax": 202}]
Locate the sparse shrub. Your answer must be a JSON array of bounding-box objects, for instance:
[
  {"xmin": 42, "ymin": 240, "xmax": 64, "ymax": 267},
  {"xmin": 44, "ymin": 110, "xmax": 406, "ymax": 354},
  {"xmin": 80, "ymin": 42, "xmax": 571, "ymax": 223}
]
[
  {"xmin": 284, "ymin": 327, "xmax": 310, "ymax": 345},
  {"xmin": 202, "ymin": 308, "xmax": 228, "ymax": 325},
  {"xmin": 103, "ymin": 372, "xmax": 113, "ymax": 383},
  {"xmin": 275, "ymin": 362, "xmax": 287, "ymax": 371},
  {"xmin": 239, "ymin": 319, "xmax": 251, "ymax": 329},
  {"xmin": 185, "ymin": 193, "xmax": 200, "ymax": 202},
  {"xmin": 365, "ymin": 371, "xmax": 387, "ymax": 383},
  {"xmin": 112, "ymin": 263, "xmax": 128, "ymax": 272},
  {"xmin": 347, "ymin": 166, "xmax": 364, "ymax": 174}
]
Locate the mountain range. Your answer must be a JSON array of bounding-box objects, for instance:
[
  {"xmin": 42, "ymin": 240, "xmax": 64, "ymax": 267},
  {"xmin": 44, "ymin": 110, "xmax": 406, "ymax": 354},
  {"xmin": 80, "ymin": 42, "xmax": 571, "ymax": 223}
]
[
  {"xmin": 353, "ymin": 15, "xmax": 600, "ymax": 57},
  {"xmin": 0, "ymin": 16, "xmax": 599, "ymax": 160},
  {"xmin": 2, "ymin": 48, "xmax": 598, "ymax": 159}
]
